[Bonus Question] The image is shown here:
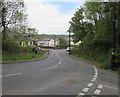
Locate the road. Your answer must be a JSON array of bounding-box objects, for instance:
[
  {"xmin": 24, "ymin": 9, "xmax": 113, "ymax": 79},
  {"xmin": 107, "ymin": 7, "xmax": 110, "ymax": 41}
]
[{"xmin": 2, "ymin": 49, "xmax": 118, "ymax": 96}]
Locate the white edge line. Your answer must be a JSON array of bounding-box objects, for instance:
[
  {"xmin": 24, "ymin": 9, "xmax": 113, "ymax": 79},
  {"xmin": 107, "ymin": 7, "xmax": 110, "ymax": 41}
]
[{"xmin": 94, "ymin": 65, "xmax": 98, "ymax": 76}]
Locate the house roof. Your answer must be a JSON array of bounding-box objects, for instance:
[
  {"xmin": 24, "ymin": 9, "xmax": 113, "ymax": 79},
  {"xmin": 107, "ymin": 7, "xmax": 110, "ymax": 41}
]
[{"xmin": 42, "ymin": 38, "xmax": 53, "ymax": 41}]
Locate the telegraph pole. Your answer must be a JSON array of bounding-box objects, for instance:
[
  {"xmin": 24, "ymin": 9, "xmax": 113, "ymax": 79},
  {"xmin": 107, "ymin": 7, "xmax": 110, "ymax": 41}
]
[{"xmin": 111, "ymin": 2, "xmax": 116, "ymax": 70}]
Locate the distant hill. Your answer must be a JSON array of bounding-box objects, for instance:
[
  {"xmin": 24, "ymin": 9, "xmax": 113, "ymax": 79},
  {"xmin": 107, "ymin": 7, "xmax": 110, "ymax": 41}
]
[{"xmin": 36, "ymin": 34, "xmax": 68, "ymax": 40}]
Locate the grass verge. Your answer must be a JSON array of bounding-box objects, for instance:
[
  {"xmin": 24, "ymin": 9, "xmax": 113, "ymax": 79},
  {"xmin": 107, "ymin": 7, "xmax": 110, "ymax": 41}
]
[
  {"xmin": 71, "ymin": 53, "xmax": 110, "ymax": 69},
  {"xmin": 2, "ymin": 52, "xmax": 45, "ymax": 61}
]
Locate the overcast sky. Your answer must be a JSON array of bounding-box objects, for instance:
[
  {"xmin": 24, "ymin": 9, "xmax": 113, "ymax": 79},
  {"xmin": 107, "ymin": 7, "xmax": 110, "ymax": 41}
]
[{"xmin": 24, "ymin": 0, "xmax": 86, "ymax": 35}]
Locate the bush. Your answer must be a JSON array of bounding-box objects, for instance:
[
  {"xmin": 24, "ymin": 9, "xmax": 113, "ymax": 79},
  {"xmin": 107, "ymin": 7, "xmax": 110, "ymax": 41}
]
[
  {"xmin": 2, "ymin": 39, "xmax": 21, "ymax": 54},
  {"xmin": 56, "ymin": 45, "xmax": 68, "ymax": 48},
  {"xmin": 100, "ymin": 63, "xmax": 110, "ymax": 69},
  {"xmin": 2, "ymin": 39, "xmax": 36, "ymax": 55}
]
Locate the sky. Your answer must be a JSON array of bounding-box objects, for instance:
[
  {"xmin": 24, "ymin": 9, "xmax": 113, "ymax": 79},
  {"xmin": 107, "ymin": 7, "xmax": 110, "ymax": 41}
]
[{"xmin": 24, "ymin": 0, "xmax": 86, "ymax": 35}]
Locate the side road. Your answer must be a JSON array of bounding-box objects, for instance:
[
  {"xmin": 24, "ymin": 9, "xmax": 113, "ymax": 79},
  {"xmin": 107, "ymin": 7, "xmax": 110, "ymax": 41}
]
[{"xmin": 2, "ymin": 52, "xmax": 50, "ymax": 64}]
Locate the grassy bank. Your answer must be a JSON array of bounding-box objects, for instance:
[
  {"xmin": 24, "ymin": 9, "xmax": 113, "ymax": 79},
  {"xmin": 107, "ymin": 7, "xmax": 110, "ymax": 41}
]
[
  {"xmin": 71, "ymin": 47, "xmax": 112, "ymax": 69},
  {"xmin": 71, "ymin": 53, "xmax": 111, "ymax": 69},
  {"xmin": 2, "ymin": 52, "xmax": 45, "ymax": 61}
]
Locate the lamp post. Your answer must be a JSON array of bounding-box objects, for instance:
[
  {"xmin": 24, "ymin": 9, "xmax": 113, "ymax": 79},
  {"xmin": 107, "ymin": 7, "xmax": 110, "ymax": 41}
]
[
  {"xmin": 67, "ymin": 30, "xmax": 71, "ymax": 55},
  {"xmin": 111, "ymin": 2, "xmax": 116, "ymax": 70}
]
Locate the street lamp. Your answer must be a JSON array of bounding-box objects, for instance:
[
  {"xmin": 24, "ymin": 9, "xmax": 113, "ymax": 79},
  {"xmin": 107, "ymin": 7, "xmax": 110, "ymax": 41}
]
[
  {"xmin": 67, "ymin": 30, "xmax": 71, "ymax": 55},
  {"xmin": 111, "ymin": 2, "xmax": 116, "ymax": 70}
]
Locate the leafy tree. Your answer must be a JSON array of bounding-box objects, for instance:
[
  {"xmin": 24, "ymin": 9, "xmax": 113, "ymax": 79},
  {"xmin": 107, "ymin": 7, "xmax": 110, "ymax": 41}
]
[
  {"xmin": 2, "ymin": 0, "xmax": 27, "ymax": 40},
  {"xmin": 57, "ymin": 38, "xmax": 67, "ymax": 48},
  {"xmin": 69, "ymin": 2, "xmax": 120, "ymax": 69},
  {"xmin": 69, "ymin": 8, "xmax": 86, "ymax": 43}
]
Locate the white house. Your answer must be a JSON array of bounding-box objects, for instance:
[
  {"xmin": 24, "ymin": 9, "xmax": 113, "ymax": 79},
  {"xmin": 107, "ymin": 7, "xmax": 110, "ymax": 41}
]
[
  {"xmin": 66, "ymin": 37, "xmax": 81, "ymax": 46},
  {"xmin": 37, "ymin": 38, "xmax": 60, "ymax": 47},
  {"xmin": 42, "ymin": 38, "xmax": 55, "ymax": 47},
  {"xmin": 54, "ymin": 38, "xmax": 59, "ymax": 46}
]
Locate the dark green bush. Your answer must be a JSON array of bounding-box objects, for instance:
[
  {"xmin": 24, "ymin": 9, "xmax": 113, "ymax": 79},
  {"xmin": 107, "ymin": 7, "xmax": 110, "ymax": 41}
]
[
  {"xmin": 2, "ymin": 39, "xmax": 36, "ymax": 55},
  {"xmin": 2, "ymin": 39, "xmax": 21, "ymax": 54}
]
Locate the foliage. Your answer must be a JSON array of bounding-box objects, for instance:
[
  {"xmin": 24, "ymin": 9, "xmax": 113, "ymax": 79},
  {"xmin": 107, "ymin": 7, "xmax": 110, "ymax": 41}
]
[
  {"xmin": 2, "ymin": 39, "xmax": 22, "ymax": 54},
  {"xmin": 1, "ymin": 0, "xmax": 27, "ymax": 40},
  {"xmin": 57, "ymin": 38, "xmax": 68, "ymax": 48},
  {"xmin": 2, "ymin": 39, "xmax": 37, "ymax": 56},
  {"xmin": 69, "ymin": 2, "xmax": 120, "ymax": 70}
]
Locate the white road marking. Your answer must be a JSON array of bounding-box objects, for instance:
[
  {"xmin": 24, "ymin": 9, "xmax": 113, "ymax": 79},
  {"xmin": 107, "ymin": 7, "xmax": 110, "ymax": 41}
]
[
  {"xmin": 104, "ymin": 85, "xmax": 118, "ymax": 89},
  {"xmin": 78, "ymin": 65, "xmax": 98, "ymax": 96},
  {"xmin": 98, "ymin": 85, "xmax": 103, "ymax": 89},
  {"xmin": 93, "ymin": 77, "xmax": 97, "ymax": 80},
  {"xmin": 94, "ymin": 75, "xmax": 97, "ymax": 78},
  {"xmin": 91, "ymin": 79, "xmax": 96, "ymax": 82},
  {"xmin": 94, "ymin": 89, "xmax": 101, "ymax": 95},
  {"xmin": 87, "ymin": 83, "xmax": 94, "ymax": 87},
  {"xmin": 78, "ymin": 93, "xmax": 85, "ymax": 95},
  {"xmin": 56, "ymin": 53, "xmax": 61, "ymax": 61},
  {"xmin": 56, "ymin": 53, "xmax": 62, "ymax": 65},
  {"xmin": 59, "ymin": 62, "xmax": 61, "ymax": 64},
  {"xmin": 0, "ymin": 73, "xmax": 21, "ymax": 77},
  {"xmin": 82, "ymin": 87, "xmax": 90, "ymax": 92},
  {"xmin": 42, "ymin": 65, "xmax": 58, "ymax": 70},
  {"xmin": 94, "ymin": 66, "xmax": 98, "ymax": 76}
]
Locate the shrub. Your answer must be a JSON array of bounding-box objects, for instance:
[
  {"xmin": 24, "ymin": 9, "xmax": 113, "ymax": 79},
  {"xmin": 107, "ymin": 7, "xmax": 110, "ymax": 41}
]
[
  {"xmin": 2, "ymin": 39, "xmax": 21, "ymax": 54},
  {"xmin": 100, "ymin": 63, "xmax": 110, "ymax": 69},
  {"xmin": 2, "ymin": 39, "xmax": 36, "ymax": 55}
]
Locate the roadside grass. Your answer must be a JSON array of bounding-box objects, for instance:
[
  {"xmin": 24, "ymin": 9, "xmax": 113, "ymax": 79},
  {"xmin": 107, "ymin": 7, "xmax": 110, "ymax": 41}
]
[
  {"xmin": 71, "ymin": 53, "xmax": 110, "ymax": 69},
  {"xmin": 2, "ymin": 52, "xmax": 45, "ymax": 61},
  {"xmin": 0, "ymin": 57, "xmax": 2, "ymax": 60}
]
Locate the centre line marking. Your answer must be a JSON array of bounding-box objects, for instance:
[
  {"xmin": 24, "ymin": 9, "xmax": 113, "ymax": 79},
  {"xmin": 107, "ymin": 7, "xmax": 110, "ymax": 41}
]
[
  {"xmin": 56, "ymin": 53, "xmax": 61, "ymax": 61},
  {"xmin": 42, "ymin": 65, "xmax": 58, "ymax": 70},
  {"xmin": 59, "ymin": 62, "xmax": 61, "ymax": 64},
  {"xmin": 94, "ymin": 89, "xmax": 101, "ymax": 95},
  {"xmin": 82, "ymin": 87, "xmax": 90, "ymax": 92},
  {"xmin": 98, "ymin": 85, "xmax": 103, "ymax": 89},
  {"xmin": 0, "ymin": 73, "xmax": 21, "ymax": 77}
]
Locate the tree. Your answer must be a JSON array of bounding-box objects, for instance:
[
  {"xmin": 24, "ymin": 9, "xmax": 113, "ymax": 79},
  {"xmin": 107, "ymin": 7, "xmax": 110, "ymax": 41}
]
[
  {"xmin": 57, "ymin": 38, "xmax": 67, "ymax": 48},
  {"xmin": 2, "ymin": 0, "xmax": 27, "ymax": 40},
  {"xmin": 69, "ymin": 8, "xmax": 86, "ymax": 43},
  {"xmin": 69, "ymin": 2, "xmax": 120, "ymax": 69}
]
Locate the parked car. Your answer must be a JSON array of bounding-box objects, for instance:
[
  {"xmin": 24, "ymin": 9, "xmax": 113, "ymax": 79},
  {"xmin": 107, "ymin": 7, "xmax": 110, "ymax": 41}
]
[{"xmin": 66, "ymin": 47, "xmax": 73, "ymax": 51}]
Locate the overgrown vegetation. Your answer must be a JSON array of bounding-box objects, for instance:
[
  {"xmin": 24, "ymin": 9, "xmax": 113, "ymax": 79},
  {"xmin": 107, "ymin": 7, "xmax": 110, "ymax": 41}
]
[
  {"xmin": 69, "ymin": 2, "xmax": 120, "ymax": 70},
  {"xmin": 56, "ymin": 38, "xmax": 68, "ymax": 48},
  {"xmin": 1, "ymin": 0, "xmax": 45, "ymax": 60}
]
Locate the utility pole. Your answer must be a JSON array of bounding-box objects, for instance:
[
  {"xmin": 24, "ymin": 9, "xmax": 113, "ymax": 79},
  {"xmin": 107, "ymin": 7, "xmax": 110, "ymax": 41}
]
[{"xmin": 111, "ymin": 2, "xmax": 116, "ymax": 70}]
